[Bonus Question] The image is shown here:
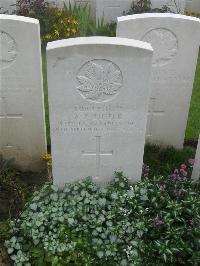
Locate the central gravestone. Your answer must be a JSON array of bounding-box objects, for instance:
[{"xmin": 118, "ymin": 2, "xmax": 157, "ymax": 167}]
[
  {"xmin": 47, "ymin": 37, "xmax": 153, "ymax": 187},
  {"xmin": 117, "ymin": 14, "xmax": 200, "ymax": 149}
]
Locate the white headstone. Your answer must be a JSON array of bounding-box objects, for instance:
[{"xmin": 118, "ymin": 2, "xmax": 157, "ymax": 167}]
[
  {"xmin": 0, "ymin": 15, "xmax": 47, "ymax": 171},
  {"xmin": 0, "ymin": 0, "xmax": 16, "ymax": 14},
  {"xmin": 151, "ymin": 0, "xmax": 185, "ymax": 14},
  {"xmin": 117, "ymin": 13, "xmax": 200, "ymax": 149},
  {"xmin": 186, "ymin": 0, "xmax": 200, "ymax": 12},
  {"xmin": 192, "ymin": 135, "xmax": 200, "ymax": 180},
  {"xmin": 47, "ymin": 37, "xmax": 153, "ymax": 187},
  {"xmin": 95, "ymin": 0, "xmax": 132, "ymax": 23}
]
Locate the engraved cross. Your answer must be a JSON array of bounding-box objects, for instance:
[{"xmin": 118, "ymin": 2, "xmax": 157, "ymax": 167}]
[
  {"xmin": 82, "ymin": 136, "xmax": 113, "ymax": 178},
  {"xmin": 146, "ymin": 97, "xmax": 164, "ymax": 137},
  {"xmin": 0, "ymin": 90, "xmax": 23, "ymax": 148}
]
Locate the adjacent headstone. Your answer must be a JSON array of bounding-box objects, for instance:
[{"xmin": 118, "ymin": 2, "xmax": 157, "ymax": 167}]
[
  {"xmin": 117, "ymin": 13, "xmax": 200, "ymax": 149},
  {"xmin": 0, "ymin": 0, "xmax": 16, "ymax": 14},
  {"xmin": 186, "ymin": 0, "xmax": 200, "ymax": 13},
  {"xmin": 47, "ymin": 37, "xmax": 153, "ymax": 187},
  {"xmin": 96, "ymin": 0, "xmax": 132, "ymax": 23},
  {"xmin": 0, "ymin": 15, "xmax": 47, "ymax": 171},
  {"xmin": 192, "ymin": 135, "xmax": 200, "ymax": 180},
  {"xmin": 151, "ymin": 0, "xmax": 185, "ymax": 14}
]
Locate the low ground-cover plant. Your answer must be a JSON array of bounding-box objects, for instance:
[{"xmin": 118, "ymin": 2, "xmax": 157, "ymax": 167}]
[{"xmin": 5, "ymin": 166, "xmax": 199, "ymax": 265}]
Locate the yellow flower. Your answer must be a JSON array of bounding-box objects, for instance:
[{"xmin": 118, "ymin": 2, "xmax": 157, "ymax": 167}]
[
  {"xmin": 42, "ymin": 153, "xmax": 52, "ymax": 162},
  {"xmin": 54, "ymin": 29, "xmax": 60, "ymax": 37},
  {"xmin": 71, "ymin": 28, "xmax": 77, "ymax": 34},
  {"xmin": 44, "ymin": 34, "xmax": 52, "ymax": 40},
  {"xmin": 72, "ymin": 19, "xmax": 78, "ymax": 25}
]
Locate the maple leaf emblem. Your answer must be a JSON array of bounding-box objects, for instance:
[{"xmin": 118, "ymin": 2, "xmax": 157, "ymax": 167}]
[
  {"xmin": 143, "ymin": 28, "xmax": 178, "ymax": 67},
  {"xmin": 77, "ymin": 60, "xmax": 122, "ymax": 102}
]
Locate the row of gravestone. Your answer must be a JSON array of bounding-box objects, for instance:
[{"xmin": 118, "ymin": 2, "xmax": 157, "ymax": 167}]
[
  {"xmin": 2, "ymin": 0, "xmax": 200, "ymax": 23},
  {"xmin": 47, "ymin": 0, "xmax": 186, "ymax": 23},
  {"xmin": 0, "ymin": 14, "xmax": 199, "ymax": 187}
]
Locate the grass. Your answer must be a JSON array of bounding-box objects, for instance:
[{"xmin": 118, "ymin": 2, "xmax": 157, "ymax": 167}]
[
  {"xmin": 143, "ymin": 144, "xmax": 195, "ymax": 178},
  {"xmin": 185, "ymin": 50, "xmax": 200, "ymax": 141},
  {"xmin": 42, "ymin": 47, "xmax": 200, "ymax": 146},
  {"xmin": 41, "ymin": 48, "xmax": 50, "ymax": 147}
]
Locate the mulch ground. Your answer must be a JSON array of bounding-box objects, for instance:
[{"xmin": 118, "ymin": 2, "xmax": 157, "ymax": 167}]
[{"xmin": 0, "ymin": 243, "xmax": 11, "ymax": 266}]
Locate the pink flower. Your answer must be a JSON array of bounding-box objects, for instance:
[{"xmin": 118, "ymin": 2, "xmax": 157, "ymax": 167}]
[
  {"xmin": 159, "ymin": 184, "xmax": 166, "ymax": 191},
  {"xmin": 180, "ymin": 163, "xmax": 187, "ymax": 169},
  {"xmin": 155, "ymin": 215, "xmax": 165, "ymax": 226},
  {"xmin": 182, "ymin": 170, "xmax": 188, "ymax": 177},
  {"xmin": 177, "ymin": 176, "xmax": 182, "ymax": 181},
  {"xmin": 174, "ymin": 169, "xmax": 179, "ymax": 174},
  {"xmin": 188, "ymin": 159, "xmax": 195, "ymax": 165}
]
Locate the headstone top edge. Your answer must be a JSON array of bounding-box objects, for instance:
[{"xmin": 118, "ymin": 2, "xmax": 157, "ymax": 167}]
[
  {"xmin": 117, "ymin": 13, "xmax": 200, "ymax": 23},
  {"xmin": 47, "ymin": 36, "xmax": 153, "ymax": 52},
  {"xmin": 0, "ymin": 14, "xmax": 39, "ymax": 24}
]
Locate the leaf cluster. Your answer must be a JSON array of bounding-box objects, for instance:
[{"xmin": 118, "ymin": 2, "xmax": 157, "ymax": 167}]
[{"xmin": 5, "ymin": 171, "xmax": 200, "ymax": 265}]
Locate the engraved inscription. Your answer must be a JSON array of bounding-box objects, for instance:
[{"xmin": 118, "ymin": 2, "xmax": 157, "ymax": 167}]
[
  {"xmin": 0, "ymin": 31, "xmax": 17, "ymax": 70},
  {"xmin": 142, "ymin": 28, "xmax": 178, "ymax": 67},
  {"xmin": 52, "ymin": 104, "xmax": 135, "ymax": 134},
  {"xmin": 77, "ymin": 59, "xmax": 123, "ymax": 102}
]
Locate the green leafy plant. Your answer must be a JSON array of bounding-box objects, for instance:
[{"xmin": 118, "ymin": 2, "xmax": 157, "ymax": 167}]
[
  {"xmin": 41, "ymin": 6, "xmax": 79, "ymax": 43},
  {"xmin": 90, "ymin": 18, "xmax": 116, "ymax": 37},
  {"xmin": 5, "ymin": 169, "xmax": 199, "ymax": 265},
  {"xmin": 17, "ymin": 0, "xmax": 50, "ymax": 35},
  {"xmin": 63, "ymin": 2, "xmax": 93, "ymax": 37}
]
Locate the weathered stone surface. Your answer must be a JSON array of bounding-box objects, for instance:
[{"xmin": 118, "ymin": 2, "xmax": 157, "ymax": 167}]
[
  {"xmin": 0, "ymin": 15, "xmax": 47, "ymax": 171},
  {"xmin": 185, "ymin": 0, "xmax": 200, "ymax": 12},
  {"xmin": 95, "ymin": 0, "xmax": 132, "ymax": 23},
  {"xmin": 47, "ymin": 37, "xmax": 153, "ymax": 187},
  {"xmin": 0, "ymin": 0, "xmax": 16, "ymax": 14},
  {"xmin": 151, "ymin": 0, "xmax": 185, "ymax": 13},
  {"xmin": 117, "ymin": 13, "xmax": 200, "ymax": 149}
]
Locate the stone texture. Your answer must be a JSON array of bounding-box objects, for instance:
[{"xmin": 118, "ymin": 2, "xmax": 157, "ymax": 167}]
[
  {"xmin": 95, "ymin": 0, "xmax": 132, "ymax": 23},
  {"xmin": 186, "ymin": 0, "xmax": 200, "ymax": 12},
  {"xmin": 117, "ymin": 13, "xmax": 200, "ymax": 149},
  {"xmin": 151, "ymin": 0, "xmax": 185, "ymax": 13},
  {"xmin": 192, "ymin": 135, "xmax": 200, "ymax": 180},
  {"xmin": 0, "ymin": 15, "xmax": 47, "ymax": 171},
  {"xmin": 0, "ymin": 0, "xmax": 16, "ymax": 14},
  {"xmin": 47, "ymin": 37, "xmax": 153, "ymax": 187}
]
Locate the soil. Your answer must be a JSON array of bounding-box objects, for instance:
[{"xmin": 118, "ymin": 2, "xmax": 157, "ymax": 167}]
[
  {"xmin": 0, "ymin": 243, "xmax": 11, "ymax": 266},
  {"xmin": 0, "ymin": 167, "xmax": 49, "ymax": 265}
]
